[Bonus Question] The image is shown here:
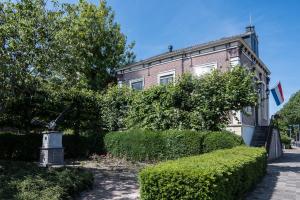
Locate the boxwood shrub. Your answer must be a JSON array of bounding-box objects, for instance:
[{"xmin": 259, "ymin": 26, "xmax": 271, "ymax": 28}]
[
  {"xmin": 202, "ymin": 131, "xmax": 244, "ymax": 153},
  {"xmin": 104, "ymin": 129, "xmax": 243, "ymax": 161},
  {"xmin": 139, "ymin": 146, "xmax": 267, "ymax": 200}
]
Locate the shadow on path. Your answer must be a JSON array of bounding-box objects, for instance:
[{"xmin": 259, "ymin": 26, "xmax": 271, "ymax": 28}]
[
  {"xmin": 246, "ymin": 149, "xmax": 300, "ymax": 200},
  {"xmin": 76, "ymin": 158, "xmax": 142, "ymax": 200}
]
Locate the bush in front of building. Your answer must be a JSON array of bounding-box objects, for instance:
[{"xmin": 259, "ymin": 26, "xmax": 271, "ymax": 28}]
[
  {"xmin": 139, "ymin": 146, "xmax": 267, "ymax": 200},
  {"xmin": 202, "ymin": 131, "xmax": 244, "ymax": 153},
  {"xmin": 125, "ymin": 67, "xmax": 258, "ymax": 131},
  {"xmin": 104, "ymin": 129, "xmax": 243, "ymax": 162}
]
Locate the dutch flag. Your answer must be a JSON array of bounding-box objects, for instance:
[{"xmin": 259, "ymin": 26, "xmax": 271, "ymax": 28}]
[{"xmin": 271, "ymin": 82, "xmax": 284, "ymax": 106}]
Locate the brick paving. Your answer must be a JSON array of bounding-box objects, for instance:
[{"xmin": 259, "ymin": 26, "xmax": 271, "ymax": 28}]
[{"xmin": 246, "ymin": 148, "xmax": 300, "ymax": 200}]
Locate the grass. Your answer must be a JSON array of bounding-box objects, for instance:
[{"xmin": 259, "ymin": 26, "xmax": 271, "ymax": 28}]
[{"xmin": 0, "ymin": 161, "xmax": 93, "ymax": 200}]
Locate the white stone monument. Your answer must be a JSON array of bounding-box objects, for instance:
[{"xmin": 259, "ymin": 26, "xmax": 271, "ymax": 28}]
[{"xmin": 40, "ymin": 131, "xmax": 64, "ymax": 166}]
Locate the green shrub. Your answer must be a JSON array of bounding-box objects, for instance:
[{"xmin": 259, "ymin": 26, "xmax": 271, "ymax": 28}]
[
  {"xmin": 202, "ymin": 131, "xmax": 244, "ymax": 153},
  {"xmin": 0, "ymin": 133, "xmax": 105, "ymax": 161},
  {"xmin": 104, "ymin": 129, "xmax": 243, "ymax": 162},
  {"xmin": 104, "ymin": 129, "xmax": 166, "ymax": 161},
  {"xmin": 281, "ymin": 134, "xmax": 292, "ymax": 149},
  {"xmin": 102, "ymin": 85, "xmax": 133, "ymax": 131},
  {"xmin": 139, "ymin": 146, "xmax": 267, "ymax": 200},
  {"xmin": 104, "ymin": 129, "xmax": 206, "ymax": 161},
  {"xmin": 0, "ymin": 133, "xmax": 42, "ymax": 161},
  {"xmin": 0, "ymin": 161, "xmax": 93, "ymax": 200},
  {"xmin": 126, "ymin": 67, "xmax": 257, "ymax": 131}
]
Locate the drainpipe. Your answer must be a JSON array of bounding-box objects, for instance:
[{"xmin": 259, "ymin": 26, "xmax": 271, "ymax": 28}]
[{"xmin": 181, "ymin": 53, "xmax": 185, "ymax": 74}]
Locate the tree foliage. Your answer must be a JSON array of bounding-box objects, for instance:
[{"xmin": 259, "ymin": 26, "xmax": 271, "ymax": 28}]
[
  {"xmin": 0, "ymin": 0, "xmax": 134, "ymax": 133},
  {"xmin": 126, "ymin": 66, "xmax": 257, "ymax": 131},
  {"xmin": 277, "ymin": 90, "xmax": 300, "ymax": 132}
]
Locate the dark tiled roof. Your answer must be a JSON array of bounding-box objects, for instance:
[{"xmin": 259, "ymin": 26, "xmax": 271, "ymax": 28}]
[{"xmin": 121, "ymin": 32, "xmax": 251, "ymax": 69}]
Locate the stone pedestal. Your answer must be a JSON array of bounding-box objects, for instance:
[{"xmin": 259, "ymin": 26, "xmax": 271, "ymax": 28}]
[{"xmin": 40, "ymin": 131, "xmax": 64, "ymax": 166}]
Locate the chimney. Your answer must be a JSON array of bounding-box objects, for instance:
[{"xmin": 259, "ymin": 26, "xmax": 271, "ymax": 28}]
[
  {"xmin": 168, "ymin": 45, "xmax": 173, "ymax": 52},
  {"xmin": 245, "ymin": 25, "xmax": 255, "ymax": 33}
]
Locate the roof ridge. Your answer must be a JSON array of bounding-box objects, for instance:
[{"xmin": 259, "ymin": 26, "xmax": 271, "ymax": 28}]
[{"xmin": 126, "ymin": 32, "xmax": 251, "ymax": 68}]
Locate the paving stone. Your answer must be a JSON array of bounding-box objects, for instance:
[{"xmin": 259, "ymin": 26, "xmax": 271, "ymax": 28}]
[{"xmin": 246, "ymin": 148, "xmax": 300, "ymax": 200}]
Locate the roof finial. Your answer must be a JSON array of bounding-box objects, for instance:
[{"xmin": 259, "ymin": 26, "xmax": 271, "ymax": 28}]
[{"xmin": 249, "ymin": 13, "xmax": 252, "ymax": 26}]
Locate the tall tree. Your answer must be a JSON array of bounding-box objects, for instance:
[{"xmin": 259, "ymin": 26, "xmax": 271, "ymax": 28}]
[
  {"xmin": 58, "ymin": 0, "xmax": 135, "ymax": 90},
  {"xmin": 0, "ymin": 0, "xmax": 134, "ymax": 133},
  {"xmin": 277, "ymin": 90, "xmax": 300, "ymax": 133}
]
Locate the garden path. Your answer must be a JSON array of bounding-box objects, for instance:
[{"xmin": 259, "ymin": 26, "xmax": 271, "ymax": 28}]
[
  {"xmin": 77, "ymin": 148, "xmax": 300, "ymax": 200},
  {"xmin": 76, "ymin": 156, "xmax": 143, "ymax": 200},
  {"xmin": 246, "ymin": 148, "xmax": 300, "ymax": 200}
]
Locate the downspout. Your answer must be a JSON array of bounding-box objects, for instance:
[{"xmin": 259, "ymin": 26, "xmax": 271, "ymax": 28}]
[{"xmin": 181, "ymin": 53, "xmax": 185, "ymax": 74}]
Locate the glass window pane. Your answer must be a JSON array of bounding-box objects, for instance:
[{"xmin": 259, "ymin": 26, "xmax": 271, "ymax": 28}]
[
  {"xmin": 159, "ymin": 74, "xmax": 173, "ymax": 85},
  {"xmin": 131, "ymin": 81, "xmax": 143, "ymax": 90}
]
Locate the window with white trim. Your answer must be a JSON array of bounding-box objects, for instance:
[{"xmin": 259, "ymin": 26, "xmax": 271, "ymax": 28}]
[
  {"xmin": 157, "ymin": 70, "xmax": 175, "ymax": 85},
  {"xmin": 244, "ymin": 106, "xmax": 252, "ymax": 115},
  {"xmin": 129, "ymin": 78, "xmax": 144, "ymax": 90},
  {"xmin": 193, "ymin": 62, "xmax": 217, "ymax": 76}
]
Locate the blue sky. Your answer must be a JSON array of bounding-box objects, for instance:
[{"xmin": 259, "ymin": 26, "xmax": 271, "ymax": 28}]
[{"xmin": 64, "ymin": 0, "xmax": 300, "ymax": 115}]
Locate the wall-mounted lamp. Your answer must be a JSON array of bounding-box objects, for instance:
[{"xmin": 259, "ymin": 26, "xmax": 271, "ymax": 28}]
[
  {"xmin": 266, "ymin": 88, "xmax": 270, "ymax": 97},
  {"xmin": 266, "ymin": 76, "xmax": 270, "ymax": 85}
]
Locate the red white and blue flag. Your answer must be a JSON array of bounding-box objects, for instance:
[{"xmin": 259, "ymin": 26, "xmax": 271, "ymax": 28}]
[{"xmin": 271, "ymin": 82, "xmax": 284, "ymax": 106}]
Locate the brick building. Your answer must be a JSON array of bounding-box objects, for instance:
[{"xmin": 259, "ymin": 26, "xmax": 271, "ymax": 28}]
[{"xmin": 116, "ymin": 26, "xmax": 270, "ymax": 145}]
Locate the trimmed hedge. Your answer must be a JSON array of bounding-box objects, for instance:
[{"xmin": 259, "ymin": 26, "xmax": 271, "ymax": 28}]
[
  {"xmin": 139, "ymin": 146, "xmax": 267, "ymax": 200},
  {"xmin": 202, "ymin": 131, "xmax": 244, "ymax": 153},
  {"xmin": 104, "ymin": 129, "xmax": 243, "ymax": 161},
  {"xmin": 0, "ymin": 133, "xmax": 105, "ymax": 161}
]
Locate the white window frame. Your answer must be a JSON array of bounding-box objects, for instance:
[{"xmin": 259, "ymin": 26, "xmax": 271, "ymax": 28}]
[
  {"xmin": 157, "ymin": 70, "xmax": 176, "ymax": 85},
  {"xmin": 229, "ymin": 57, "xmax": 241, "ymax": 68},
  {"xmin": 244, "ymin": 106, "xmax": 252, "ymax": 115},
  {"xmin": 118, "ymin": 80, "xmax": 123, "ymax": 88},
  {"xmin": 129, "ymin": 77, "xmax": 144, "ymax": 90},
  {"xmin": 192, "ymin": 62, "xmax": 217, "ymax": 76}
]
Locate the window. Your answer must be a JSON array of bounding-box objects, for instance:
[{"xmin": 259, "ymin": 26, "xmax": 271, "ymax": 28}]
[
  {"xmin": 230, "ymin": 57, "xmax": 241, "ymax": 67},
  {"xmin": 244, "ymin": 106, "xmax": 252, "ymax": 115},
  {"xmin": 118, "ymin": 80, "xmax": 123, "ymax": 88},
  {"xmin": 193, "ymin": 62, "xmax": 217, "ymax": 76},
  {"xmin": 157, "ymin": 70, "xmax": 175, "ymax": 85},
  {"xmin": 129, "ymin": 78, "xmax": 144, "ymax": 90}
]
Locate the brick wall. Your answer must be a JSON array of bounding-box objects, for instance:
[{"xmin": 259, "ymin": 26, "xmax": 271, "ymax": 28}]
[{"xmin": 119, "ymin": 47, "xmax": 239, "ymax": 88}]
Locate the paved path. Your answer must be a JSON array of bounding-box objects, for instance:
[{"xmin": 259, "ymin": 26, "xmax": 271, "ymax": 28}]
[
  {"xmin": 76, "ymin": 157, "xmax": 141, "ymax": 200},
  {"xmin": 246, "ymin": 148, "xmax": 300, "ymax": 200}
]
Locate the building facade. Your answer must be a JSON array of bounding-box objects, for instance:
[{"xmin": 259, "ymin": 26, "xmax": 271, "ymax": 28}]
[{"xmin": 116, "ymin": 26, "xmax": 271, "ymax": 145}]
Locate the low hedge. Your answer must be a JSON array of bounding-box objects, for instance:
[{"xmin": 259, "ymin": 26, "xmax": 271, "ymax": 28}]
[
  {"xmin": 0, "ymin": 161, "xmax": 93, "ymax": 199},
  {"xmin": 139, "ymin": 146, "xmax": 267, "ymax": 200},
  {"xmin": 202, "ymin": 131, "xmax": 244, "ymax": 152},
  {"xmin": 104, "ymin": 129, "xmax": 243, "ymax": 162},
  {"xmin": 0, "ymin": 133, "xmax": 105, "ymax": 161}
]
